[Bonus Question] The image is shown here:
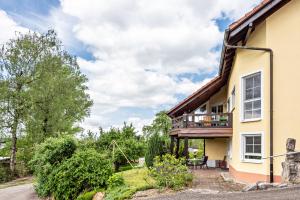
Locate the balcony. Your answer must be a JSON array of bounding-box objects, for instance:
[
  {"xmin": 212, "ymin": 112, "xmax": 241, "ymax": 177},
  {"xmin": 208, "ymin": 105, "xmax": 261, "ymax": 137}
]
[{"xmin": 170, "ymin": 113, "xmax": 233, "ymax": 138}]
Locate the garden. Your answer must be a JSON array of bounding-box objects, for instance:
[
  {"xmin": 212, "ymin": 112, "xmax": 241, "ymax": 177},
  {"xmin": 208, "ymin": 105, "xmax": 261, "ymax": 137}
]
[
  {"xmin": 28, "ymin": 112, "xmax": 193, "ymax": 200},
  {"xmin": 0, "ymin": 30, "xmax": 195, "ymax": 200}
]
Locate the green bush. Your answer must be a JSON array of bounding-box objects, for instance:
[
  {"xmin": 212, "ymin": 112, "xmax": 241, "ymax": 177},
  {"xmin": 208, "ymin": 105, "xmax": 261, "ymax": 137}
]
[
  {"xmin": 76, "ymin": 190, "xmax": 97, "ymax": 200},
  {"xmin": 30, "ymin": 137, "xmax": 77, "ymax": 197},
  {"xmin": 150, "ymin": 154, "xmax": 192, "ymax": 190},
  {"xmin": 108, "ymin": 173, "xmax": 125, "ymax": 188},
  {"xmin": 0, "ymin": 165, "xmax": 12, "ymax": 183},
  {"xmin": 145, "ymin": 133, "xmax": 165, "ymax": 167},
  {"xmin": 76, "ymin": 189, "xmax": 104, "ymax": 200},
  {"xmin": 49, "ymin": 149, "xmax": 113, "ymax": 200},
  {"xmin": 105, "ymin": 185, "xmax": 136, "ymax": 200}
]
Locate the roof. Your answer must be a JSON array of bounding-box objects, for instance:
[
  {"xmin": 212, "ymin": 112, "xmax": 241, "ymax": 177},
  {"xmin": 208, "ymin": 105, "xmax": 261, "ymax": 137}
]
[
  {"xmin": 229, "ymin": 0, "xmax": 272, "ymax": 30},
  {"xmin": 168, "ymin": 0, "xmax": 290, "ymax": 118}
]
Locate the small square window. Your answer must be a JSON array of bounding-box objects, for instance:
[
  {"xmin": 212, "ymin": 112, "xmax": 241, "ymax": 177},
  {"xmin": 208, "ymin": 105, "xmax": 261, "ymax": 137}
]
[{"xmin": 241, "ymin": 134, "xmax": 262, "ymax": 162}]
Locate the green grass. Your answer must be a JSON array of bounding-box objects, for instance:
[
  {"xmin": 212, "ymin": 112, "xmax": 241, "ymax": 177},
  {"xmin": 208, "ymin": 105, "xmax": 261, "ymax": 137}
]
[
  {"xmin": 118, "ymin": 163, "xmax": 138, "ymax": 172},
  {"xmin": 105, "ymin": 168, "xmax": 156, "ymax": 200},
  {"xmin": 119, "ymin": 167, "xmax": 156, "ymax": 189}
]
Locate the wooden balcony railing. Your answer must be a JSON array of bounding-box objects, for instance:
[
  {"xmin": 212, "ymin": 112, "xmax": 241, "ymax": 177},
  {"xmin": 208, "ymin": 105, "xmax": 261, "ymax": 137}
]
[{"xmin": 171, "ymin": 113, "xmax": 232, "ymax": 129}]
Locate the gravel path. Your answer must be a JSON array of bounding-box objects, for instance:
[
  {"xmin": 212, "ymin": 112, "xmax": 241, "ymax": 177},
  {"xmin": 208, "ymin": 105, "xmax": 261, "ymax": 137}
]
[
  {"xmin": 147, "ymin": 187, "xmax": 300, "ymax": 200},
  {"xmin": 0, "ymin": 183, "xmax": 39, "ymax": 200}
]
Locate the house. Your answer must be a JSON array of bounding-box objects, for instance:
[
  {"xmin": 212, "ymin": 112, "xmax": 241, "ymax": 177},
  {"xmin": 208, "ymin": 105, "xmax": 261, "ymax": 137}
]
[{"xmin": 167, "ymin": 0, "xmax": 300, "ymax": 183}]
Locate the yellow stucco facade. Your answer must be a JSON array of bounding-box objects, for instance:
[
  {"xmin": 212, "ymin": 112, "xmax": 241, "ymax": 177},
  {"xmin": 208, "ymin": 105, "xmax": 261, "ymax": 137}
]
[
  {"xmin": 172, "ymin": 0, "xmax": 300, "ymax": 183},
  {"xmin": 225, "ymin": 0, "xmax": 300, "ymax": 182}
]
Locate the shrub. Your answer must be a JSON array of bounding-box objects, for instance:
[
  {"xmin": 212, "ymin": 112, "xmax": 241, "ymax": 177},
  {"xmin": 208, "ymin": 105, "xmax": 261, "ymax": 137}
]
[
  {"xmin": 49, "ymin": 149, "xmax": 113, "ymax": 200},
  {"xmin": 145, "ymin": 133, "xmax": 165, "ymax": 167},
  {"xmin": 0, "ymin": 165, "xmax": 12, "ymax": 183},
  {"xmin": 30, "ymin": 137, "xmax": 77, "ymax": 197},
  {"xmin": 150, "ymin": 154, "xmax": 192, "ymax": 190},
  {"xmin": 105, "ymin": 185, "xmax": 136, "ymax": 200},
  {"xmin": 76, "ymin": 190, "xmax": 97, "ymax": 200},
  {"xmin": 108, "ymin": 173, "xmax": 125, "ymax": 188},
  {"xmin": 76, "ymin": 189, "xmax": 104, "ymax": 200}
]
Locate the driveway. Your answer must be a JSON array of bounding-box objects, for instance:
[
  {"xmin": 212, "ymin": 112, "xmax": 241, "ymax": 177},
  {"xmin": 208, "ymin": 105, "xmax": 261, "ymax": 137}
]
[
  {"xmin": 0, "ymin": 183, "xmax": 39, "ymax": 200},
  {"xmin": 148, "ymin": 187, "xmax": 300, "ymax": 200}
]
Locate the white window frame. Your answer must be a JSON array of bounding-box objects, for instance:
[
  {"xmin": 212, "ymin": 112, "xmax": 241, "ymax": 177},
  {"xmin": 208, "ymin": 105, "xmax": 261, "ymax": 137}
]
[
  {"xmin": 240, "ymin": 132, "xmax": 264, "ymax": 164},
  {"xmin": 240, "ymin": 70, "xmax": 264, "ymax": 122}
]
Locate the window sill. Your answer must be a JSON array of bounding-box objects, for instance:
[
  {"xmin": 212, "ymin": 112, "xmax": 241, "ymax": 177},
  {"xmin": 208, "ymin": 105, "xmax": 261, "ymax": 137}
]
[
  {"xmin": 240, "ymin": 118, "xmax": 262, "ymax": 123},
  {"xmin": 241, "ymin": 159, "xmax": 263, "ymax": 164}
]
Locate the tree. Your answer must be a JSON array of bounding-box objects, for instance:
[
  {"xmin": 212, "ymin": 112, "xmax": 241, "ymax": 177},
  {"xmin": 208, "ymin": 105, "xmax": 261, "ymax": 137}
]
[
  {"xmin": 142, "ymin": 111, "xmax": 171, "ymax": 139},
  {"xmin": 97, "ymin": 123, "xmax": 145, "ymax": 171},
  {"xmin": 0, "ymin": 30, "xmax": 92, "ymax": 173},
  {"xmin": 143, "ymin": 111, "xmax": 172, "ymax": 167},
  {"xmin": 0, "ymin": 32, "xmax": 47, "ymax": 173},
  {"xmin": 25, "ymin": 38, "xmax": 92, "ymax": 143},
  {"xmin": 145, "ymin": 133, "xmax": 165, "ymax": 167}
]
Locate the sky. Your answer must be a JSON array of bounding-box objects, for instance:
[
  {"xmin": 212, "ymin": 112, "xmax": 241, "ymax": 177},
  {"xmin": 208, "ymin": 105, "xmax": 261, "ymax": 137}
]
[{"xmin": 0, "ymin": 0, "xmax": 261, "ymax": 133}]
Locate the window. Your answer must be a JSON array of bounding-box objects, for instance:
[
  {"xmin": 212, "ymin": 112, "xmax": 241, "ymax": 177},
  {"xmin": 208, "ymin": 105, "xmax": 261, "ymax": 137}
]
[
  {"xmin": 242, "ymin": 72, "xmax": 262, "ymax": 120},
  {"xmin": 211, "ymin": 104, "xmax": 223, "ymax": 114},
  {"xmin": 241, "ymin": 134, "xmax": 262, "ymax": 162}
]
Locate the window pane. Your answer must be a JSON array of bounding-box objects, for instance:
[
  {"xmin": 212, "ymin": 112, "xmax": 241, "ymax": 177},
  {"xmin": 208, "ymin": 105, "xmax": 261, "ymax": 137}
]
[
  {"xmin": 245, "ymin": 77, "xmax": 253, "ymax": 89},
  {"xmin": 244, "ymin": 102, "xmax": 252, "ymax": 111},
  {"xmin": 246, "ymin": 137, "xmax": 253, "ymax": 145},
  {"xmin": 218, "ymin": 105, "xmax": 223, "ymax": 113},
  {"xmin": 253, "ymin": 86, "xmax": 261, "ymax": 98},
  {"xmin": 211, "ymin": 106, "xmax": 217, "ymax": 113},
  {"xmin": 254, "ymin": 136, "xmax": 261, "ymax": 144},
  {"xmin": 244, "ymin": 111, "xmax": 252, "ymax": 119},
  {"xmin": 254, "ymin": 145, "xmax": 261, "ymax": 153},
  {"xmin": 245, "ymin": 88, "xmax": 253, "ymax": 100},
  {"xmin": 253, "ymin": 109, "xmax": 261, "ymax": 118},
  {"xmin": 246, "ymin": 145, "xmax": 253, "ymax": 153},
  {"xmin": 253, "ymin": 100, "xmax": 261, "ymax": 109},
  {"xmin": 254, "ymin": 74, "xmax": 261, "ymax": 87}
]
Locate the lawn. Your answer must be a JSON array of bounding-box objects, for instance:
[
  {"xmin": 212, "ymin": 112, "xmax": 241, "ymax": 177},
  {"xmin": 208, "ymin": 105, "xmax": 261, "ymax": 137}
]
[
  {"xmin": 105, "ymin": 167, "xmax": 156, "ymax": 200},
  {"xmin": 120, "ymin": 167, "xmax": 156, "ymax": 189}
]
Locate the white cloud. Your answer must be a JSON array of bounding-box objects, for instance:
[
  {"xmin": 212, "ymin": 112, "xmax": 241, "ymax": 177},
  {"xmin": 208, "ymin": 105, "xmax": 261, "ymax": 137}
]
[
  {"xmin": 52, "ymin": 0, "xmax": 261, "ymax": 131},
  {"xmin": 0, "ymin": 0, "xmax": 262, "ymax": 131},
  {"xmin": 0, "ymin": 10, "xmax": 27, "ymax": 44}
]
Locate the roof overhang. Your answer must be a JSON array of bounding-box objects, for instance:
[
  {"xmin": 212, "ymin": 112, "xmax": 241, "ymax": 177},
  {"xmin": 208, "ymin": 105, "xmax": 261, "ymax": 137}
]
[{"xmin": 167, "ymin": 0, "xmax": 290, "ymax": 118}]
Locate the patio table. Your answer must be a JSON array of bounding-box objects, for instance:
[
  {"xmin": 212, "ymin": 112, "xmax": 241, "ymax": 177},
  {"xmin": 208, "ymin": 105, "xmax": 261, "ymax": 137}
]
[{"xmin": 188, "ymin": 158, "xmax": 204, "ymax": 170}]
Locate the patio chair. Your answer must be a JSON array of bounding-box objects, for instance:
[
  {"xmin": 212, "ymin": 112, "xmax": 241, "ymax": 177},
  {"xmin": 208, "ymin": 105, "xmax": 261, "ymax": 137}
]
[
  {"xmin": 219, "ymin": 155, "xmax": 227, "ymax": 169},
  {"xmin": 198, "ymin": 156, "xmax": 208, "ymax": 169},
  {"xmin": 203, "ymin": 116, "xmax": 212, "ymax": 127}
]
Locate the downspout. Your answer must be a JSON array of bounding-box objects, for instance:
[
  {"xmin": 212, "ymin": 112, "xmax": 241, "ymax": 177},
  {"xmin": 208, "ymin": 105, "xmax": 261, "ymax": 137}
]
[{"xmin": 223, "ymin": 29, "xmax": 274, "ymax": 183}]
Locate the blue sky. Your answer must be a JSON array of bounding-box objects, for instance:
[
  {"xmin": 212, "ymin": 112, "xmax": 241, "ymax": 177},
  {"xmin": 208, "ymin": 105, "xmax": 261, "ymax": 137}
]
[{"xmin": 0, "ymin": 0, "xmax": 261, "ymax": 132}]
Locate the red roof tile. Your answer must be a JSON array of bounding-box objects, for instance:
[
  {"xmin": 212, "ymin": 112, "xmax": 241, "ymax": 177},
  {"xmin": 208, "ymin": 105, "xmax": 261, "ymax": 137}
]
[{"xmin": 229, "ymin": 0, "xmax": 272, "ymax": 30}]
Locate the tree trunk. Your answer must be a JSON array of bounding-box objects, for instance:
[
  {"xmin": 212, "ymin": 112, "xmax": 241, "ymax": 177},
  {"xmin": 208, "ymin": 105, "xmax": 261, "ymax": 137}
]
[{"xmin": 10, "ymin": 117, "xmax": 18, "ymax": 175}]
